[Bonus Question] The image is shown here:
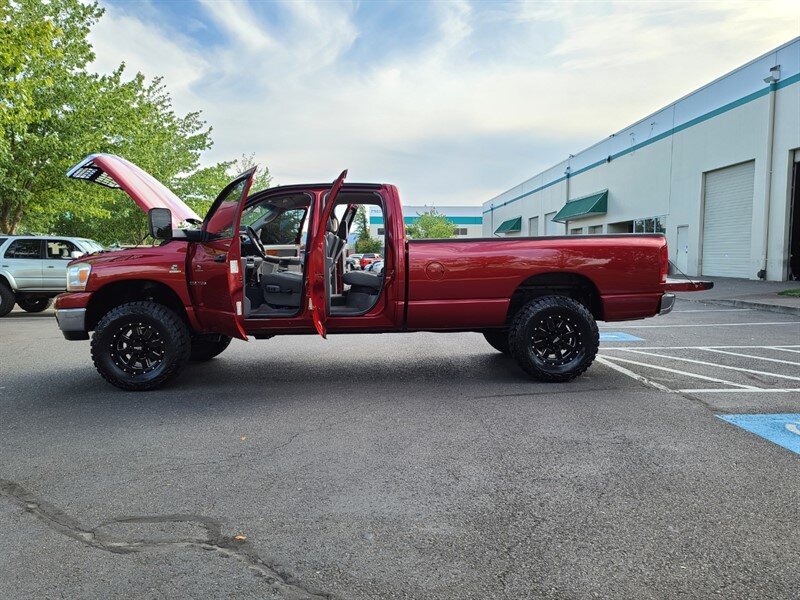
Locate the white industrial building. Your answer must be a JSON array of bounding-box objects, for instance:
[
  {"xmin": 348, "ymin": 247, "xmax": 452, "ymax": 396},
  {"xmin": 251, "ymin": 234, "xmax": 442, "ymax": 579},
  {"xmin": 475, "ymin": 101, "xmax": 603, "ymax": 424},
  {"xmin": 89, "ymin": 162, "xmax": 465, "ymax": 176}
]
[
  {"xmin": 482, "ymin": 38, "xmax": 800, "ymax": 281},
  {"xmin": 370, "ymin": 205, "xmax": 483, "ymax": 238}
]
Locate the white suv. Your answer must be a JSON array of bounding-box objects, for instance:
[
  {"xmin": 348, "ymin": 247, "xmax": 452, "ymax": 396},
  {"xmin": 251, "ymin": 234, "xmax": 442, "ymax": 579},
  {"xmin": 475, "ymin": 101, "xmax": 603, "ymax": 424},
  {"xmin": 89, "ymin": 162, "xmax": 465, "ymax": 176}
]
[{"xmin": 0, "ymin": 235, "xmax": 104, "ymax": 317}]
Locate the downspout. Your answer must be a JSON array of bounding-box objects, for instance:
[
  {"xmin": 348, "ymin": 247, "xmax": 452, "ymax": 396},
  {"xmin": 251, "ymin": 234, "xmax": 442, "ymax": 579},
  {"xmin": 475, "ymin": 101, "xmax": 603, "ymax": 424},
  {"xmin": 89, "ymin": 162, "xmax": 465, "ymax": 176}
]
[
  {"xmin": 759, "ymin": 65, "xmax": 780, "ymax": 280},
  {"xmin": 564, "ymin": 164, "xmax": 571, "ymax": 234}
]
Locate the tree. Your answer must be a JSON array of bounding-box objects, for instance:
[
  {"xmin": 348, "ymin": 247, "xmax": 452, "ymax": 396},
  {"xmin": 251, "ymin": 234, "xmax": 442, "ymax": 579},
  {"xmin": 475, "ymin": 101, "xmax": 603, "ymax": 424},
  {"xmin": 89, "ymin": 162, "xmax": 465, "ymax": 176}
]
[
  {"xmin": 405, "ymin": 209, "xmax": 456, "ymax": 239},
  {"xmin": 353, "ymin": 205, "xmax": 382, "ymax": 253},
  {"xmin": 0, "ymin": 0, "xmax": 263, "ymax": 244}
]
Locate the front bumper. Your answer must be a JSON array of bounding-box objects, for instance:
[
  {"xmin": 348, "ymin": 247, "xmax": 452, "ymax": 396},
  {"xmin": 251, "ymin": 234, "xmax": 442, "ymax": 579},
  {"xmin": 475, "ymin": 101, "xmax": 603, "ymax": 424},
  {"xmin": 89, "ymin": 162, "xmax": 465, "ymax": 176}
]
[
  {"xmin": 658, "ymin": 293, "xmax": 676, "ymax": 315},
  {"xmin": 55, "ymin": 308, "xmax": 89, "ymax": 340}
]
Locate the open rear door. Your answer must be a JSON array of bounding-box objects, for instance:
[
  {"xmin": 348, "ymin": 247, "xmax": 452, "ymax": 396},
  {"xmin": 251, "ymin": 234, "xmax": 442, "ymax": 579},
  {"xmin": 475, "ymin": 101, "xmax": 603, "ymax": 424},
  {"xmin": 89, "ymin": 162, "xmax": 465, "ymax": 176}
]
[
  {"xmin": 188, "ymin": 168, "xmax": 256, "ymax": 340},
  {"xmin": 307, "ymin": 170, "xmax": 348, "ymax": 338}
]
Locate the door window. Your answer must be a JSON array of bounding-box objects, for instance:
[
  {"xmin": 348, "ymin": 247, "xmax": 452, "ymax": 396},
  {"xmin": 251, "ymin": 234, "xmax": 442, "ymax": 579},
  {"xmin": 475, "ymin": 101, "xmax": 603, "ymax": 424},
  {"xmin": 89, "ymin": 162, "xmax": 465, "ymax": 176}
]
[
  {"xmin": 4, "ymin": 239, "xmax": 42, "ymax": 259},
  {"xmin": 46, "ymin": 240, "xmax": 79, "ymax": 260},
  {"xmin": 204, "ymin": 177, "xmax": 251, "ymax": 239}
]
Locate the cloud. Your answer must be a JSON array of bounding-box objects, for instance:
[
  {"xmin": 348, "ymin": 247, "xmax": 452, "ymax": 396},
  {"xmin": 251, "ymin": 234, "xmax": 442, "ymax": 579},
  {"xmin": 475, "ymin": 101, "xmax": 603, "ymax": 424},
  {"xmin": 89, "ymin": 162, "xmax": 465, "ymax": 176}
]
[{"xmin": 91, "ymin": 0, "xmax": 800, "ymax": 205}]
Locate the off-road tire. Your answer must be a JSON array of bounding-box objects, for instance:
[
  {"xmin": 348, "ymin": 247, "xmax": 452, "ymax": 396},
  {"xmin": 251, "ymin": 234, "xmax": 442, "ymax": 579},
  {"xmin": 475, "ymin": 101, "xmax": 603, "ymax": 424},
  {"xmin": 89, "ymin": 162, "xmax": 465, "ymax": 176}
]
[
  {"xmin": 509, "ymin": 296, "xmax": 599, "ymax": 382},
  {"xmin": 91, "ymin": 301, "xmax": 191, "ymax": 391},
  {"xmin": 483, "ymin": 330, "xmax": 511, "ymax": 355},
  {"xmin": 0, "ymin": 282, "xmax": 14, "ymax": 317},
  {"xmin": 190, "ymin": 334, "xmax": 232, "ymax": 361},
  {"xmin": 16, "ymin": 296, "xmax": 52, "ymax": 313}
]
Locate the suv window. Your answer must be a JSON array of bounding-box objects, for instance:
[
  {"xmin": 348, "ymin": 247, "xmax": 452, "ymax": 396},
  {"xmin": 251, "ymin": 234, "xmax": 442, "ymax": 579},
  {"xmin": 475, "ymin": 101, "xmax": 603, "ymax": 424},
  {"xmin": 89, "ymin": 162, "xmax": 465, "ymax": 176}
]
[
  {"xmin": 0, "ymin": 237, "xmax": 6, "ymax": 247},
  {"xmin": 46, "ymin": 239, "xmax": 79, "ymax": 260},
  {"xmin": 4, "ymin": 239, "xmax": 42, "ymax": 259}
]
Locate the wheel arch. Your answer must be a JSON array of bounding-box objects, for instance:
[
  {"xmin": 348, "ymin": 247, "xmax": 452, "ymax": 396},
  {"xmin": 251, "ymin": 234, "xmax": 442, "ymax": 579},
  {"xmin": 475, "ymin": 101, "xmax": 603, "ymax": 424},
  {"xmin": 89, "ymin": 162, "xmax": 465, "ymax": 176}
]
[
  {"xmin": 507, "ymin": 271, "xmax": 603, "ymax": 323},
  {"xmin": 85, "ymin": 279, "xmax": 196, "ymax": 332},
  {"xmin": 0, "ymin": 271, "xmax": 17, "ymax": 290}
]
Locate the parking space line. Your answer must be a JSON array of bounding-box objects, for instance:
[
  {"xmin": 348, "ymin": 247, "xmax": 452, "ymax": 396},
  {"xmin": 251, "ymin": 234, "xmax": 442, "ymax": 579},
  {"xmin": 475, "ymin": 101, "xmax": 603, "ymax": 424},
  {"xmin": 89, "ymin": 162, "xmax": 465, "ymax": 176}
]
[
  {"xmin": 599, "ymin": 355, "xmax": 760, "ymax": 389},
  {"xmin": 699, "ymin": 348, "xmax": 800, "ymax": 367},
  {"xmin": 603, "ymin": 345, "xmax": 800, "ymax": 350},
  {"xmin": 599, "ymin": 322, "xmax": 800, "ymax": 329},
  {"xmin": 611, "ymin": 349, "xmax": 800, "ymax": 382},
  {"xmin": 679, "ymin": 388, "xmax": 800, "ymax": 393},
  {"xmin": 672, "ymin": 309, "xmax": 752, "ymax": 313},
  {"xmin": 595, "ymin": 356, "xmax": 675, "ymax": 393}
]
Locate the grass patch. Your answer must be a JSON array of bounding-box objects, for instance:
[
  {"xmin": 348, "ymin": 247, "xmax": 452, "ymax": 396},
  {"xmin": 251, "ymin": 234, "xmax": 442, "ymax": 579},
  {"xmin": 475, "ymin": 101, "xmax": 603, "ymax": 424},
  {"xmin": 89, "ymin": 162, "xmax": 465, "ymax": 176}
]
[{"xmin": 778, "ymin": 288, "xmax": 800, "ymax": 297}]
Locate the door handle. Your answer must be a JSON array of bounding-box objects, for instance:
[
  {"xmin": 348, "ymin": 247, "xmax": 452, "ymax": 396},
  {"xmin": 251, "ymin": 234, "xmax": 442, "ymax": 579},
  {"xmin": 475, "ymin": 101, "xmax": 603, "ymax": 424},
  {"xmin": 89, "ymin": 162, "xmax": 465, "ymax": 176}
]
[
  {"xmin": 213, "ymin": 255, "xmax": 226, "ymax": 263},
  {"xmin": 46, "ymin": 266, "xmax": 55, "ymax": 269}
]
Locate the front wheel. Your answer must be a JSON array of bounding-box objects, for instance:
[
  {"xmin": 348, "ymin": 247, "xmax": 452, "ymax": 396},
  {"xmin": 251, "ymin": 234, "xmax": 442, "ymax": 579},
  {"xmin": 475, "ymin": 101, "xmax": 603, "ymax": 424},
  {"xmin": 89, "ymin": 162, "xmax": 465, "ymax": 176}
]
[
  {"xmin": 16, "ymin": 296, "xmax": 53, "ymax": 313},
  {"xmin": 0, "ymin": 283, "xmax": 14, "ymax": 317},
  {"xmin": 190, "ymin": 334, "xmax": 232, "ymax": 361},
  {"xmin": 91, "ymin": 301, "xmax": 191, "ymax": 391},
  {"xmin": 509, "ymin": 296, "xmax": 599, "ymax": 382}
]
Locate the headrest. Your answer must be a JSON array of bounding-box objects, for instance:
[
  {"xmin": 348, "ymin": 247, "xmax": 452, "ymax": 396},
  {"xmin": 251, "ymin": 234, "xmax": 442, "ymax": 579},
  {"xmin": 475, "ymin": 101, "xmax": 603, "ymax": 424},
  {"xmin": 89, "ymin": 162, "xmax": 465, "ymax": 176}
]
[{"xmin": 327, "ymin": 216, "xmax": 339, "ymax": 233}]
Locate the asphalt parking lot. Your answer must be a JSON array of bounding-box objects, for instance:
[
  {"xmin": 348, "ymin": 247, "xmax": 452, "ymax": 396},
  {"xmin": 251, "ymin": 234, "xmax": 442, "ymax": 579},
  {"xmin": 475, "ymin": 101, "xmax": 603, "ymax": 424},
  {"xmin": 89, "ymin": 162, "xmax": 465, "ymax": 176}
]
[{"xmin": 1, "ymin": 300, "xmax": 799, "ymax": 599}]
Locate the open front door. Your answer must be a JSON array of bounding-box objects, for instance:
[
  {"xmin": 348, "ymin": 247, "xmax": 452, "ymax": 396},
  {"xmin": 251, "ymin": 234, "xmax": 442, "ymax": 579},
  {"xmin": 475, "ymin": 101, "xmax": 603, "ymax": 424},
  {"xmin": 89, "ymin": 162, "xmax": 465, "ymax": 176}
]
[
  {"xmin": 188, "ymin": 168, "xmax": 256, "ymax": 340},
  {"xmin": 307, "ymin": 170, "xmax": 348, "ymax": 338}
]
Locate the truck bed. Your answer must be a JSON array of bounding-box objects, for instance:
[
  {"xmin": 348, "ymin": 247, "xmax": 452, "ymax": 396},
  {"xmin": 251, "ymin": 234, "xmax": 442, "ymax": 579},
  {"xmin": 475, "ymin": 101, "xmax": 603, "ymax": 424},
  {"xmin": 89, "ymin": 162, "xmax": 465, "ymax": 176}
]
[{"xmin": 405, "ymin": 234, "xmax": 668, "ymax": 330}]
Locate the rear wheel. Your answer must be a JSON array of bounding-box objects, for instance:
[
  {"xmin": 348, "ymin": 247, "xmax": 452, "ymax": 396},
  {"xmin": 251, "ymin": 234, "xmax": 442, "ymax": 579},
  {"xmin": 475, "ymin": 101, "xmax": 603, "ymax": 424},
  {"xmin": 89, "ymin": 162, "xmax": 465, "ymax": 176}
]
[
  {"xmin": 16, "ymin": 296, "xmax": 52, "ymax": 313},
  {"xmin": 190, "ymin": 334, "xmax": 232, "ymax": 361},
  {"xmin": 0, "ymin": 283, "xmax": 14, "ymax": 317},
  {"xmin": 91, "ymin": 301, "xmax": 191, "ymax": 391},
  {"xmin": 482, "ymin": 330, "xmax": 510, "ymax": 355},
  {"xmin": 509, "ymin": 296, "xmax": 599, "ymax": 382}
]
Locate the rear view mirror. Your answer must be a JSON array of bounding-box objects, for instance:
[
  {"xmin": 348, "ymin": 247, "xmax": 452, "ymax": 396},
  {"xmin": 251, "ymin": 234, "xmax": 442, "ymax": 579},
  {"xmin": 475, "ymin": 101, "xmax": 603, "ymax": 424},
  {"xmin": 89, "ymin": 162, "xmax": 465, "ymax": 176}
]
[
  {"xmin": 148, "ymin": 207, "xmax": 173, "ymax": 240},
  {"xmin": 70, "ymin": 251, "xmax": 85, "ymax": 260}
]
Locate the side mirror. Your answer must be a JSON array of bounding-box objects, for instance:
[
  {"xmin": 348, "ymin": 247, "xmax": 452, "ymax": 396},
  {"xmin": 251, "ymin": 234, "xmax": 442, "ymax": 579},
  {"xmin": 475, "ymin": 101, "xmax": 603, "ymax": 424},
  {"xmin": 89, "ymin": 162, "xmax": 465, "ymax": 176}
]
[
  {"xmin": 70, "ymin": 250, "xmax": 85, "ymax": 260},
  {"xmin": 148, "ymin": 207, "xmax": 173, "ymax": 240}
]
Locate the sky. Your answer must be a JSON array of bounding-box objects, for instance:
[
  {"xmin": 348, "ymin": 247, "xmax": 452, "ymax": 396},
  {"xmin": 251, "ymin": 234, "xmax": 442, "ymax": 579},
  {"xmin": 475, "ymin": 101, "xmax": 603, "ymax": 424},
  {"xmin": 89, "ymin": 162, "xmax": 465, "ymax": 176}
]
[{"xmin": 90, "ymin": 0, "xmax": 800, "ymax": 206}]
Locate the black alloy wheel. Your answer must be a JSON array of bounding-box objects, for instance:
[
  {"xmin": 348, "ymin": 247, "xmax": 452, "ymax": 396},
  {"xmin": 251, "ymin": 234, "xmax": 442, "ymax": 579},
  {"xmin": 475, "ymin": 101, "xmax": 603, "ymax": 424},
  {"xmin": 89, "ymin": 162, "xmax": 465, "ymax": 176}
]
[
  {"xmin": 109, "ymin": 322, "xmax": 166, "ymax": 375},
  {"xmin": 509, "ymin": 296, "xmax": 599, "ymax": 382},
  {"xmin": 529, "ymin": 312, "xmax": 582, "ymax": 366},
  {"xmin": 91, "ymin": 301, "xmax": 191, "ymax": 391}
]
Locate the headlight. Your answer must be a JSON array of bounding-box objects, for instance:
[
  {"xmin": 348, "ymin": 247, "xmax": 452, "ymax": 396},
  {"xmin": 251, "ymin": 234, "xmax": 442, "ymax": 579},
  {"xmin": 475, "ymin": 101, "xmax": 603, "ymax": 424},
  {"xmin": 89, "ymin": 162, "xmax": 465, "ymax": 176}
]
[{"xmin": 67, "ymin": 264, "xmax": 92, "ymax": 291}]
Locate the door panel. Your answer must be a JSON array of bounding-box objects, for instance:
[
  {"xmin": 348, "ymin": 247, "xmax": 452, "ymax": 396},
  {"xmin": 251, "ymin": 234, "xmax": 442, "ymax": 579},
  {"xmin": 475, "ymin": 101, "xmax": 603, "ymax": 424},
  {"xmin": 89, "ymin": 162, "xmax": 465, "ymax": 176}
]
[
  {"xmin": 2, "ymin": 239, "xmax": 43, "ymax": 290},
  {"xmin": 307, "ymin": 170, "xmax": 348, "ymax": 338},
  {"xmin": 43, "ymin": 239, "xmax": 80, "ymax": 288},
  {"xmin": 676, "ymin": 226, "xmax": 689, "ymax": 274},
  {"xmin": 189, "ymin": 168, "xmax": 256, "ymax": 340}
]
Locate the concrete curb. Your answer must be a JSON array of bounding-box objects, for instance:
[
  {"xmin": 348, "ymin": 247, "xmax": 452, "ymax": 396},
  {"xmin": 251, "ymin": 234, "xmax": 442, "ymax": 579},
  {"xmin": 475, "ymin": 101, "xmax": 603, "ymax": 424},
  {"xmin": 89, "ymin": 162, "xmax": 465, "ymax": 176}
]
[{"xmin": 702, "ymin": 298, "xmax": 800, "ymax": 316}]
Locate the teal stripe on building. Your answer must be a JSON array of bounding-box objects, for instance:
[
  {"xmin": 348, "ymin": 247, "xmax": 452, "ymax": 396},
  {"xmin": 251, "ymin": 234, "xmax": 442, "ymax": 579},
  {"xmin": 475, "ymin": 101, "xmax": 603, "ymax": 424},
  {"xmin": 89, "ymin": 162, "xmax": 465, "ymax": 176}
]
[{"xmin": 371, "ymin": 215, "xmax": 483, "ymax": 225}]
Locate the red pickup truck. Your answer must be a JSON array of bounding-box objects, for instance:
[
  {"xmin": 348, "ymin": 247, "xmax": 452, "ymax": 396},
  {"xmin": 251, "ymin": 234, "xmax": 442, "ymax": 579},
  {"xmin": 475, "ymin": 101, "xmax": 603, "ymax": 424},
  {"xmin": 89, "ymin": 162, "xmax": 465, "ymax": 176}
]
[{"xmin": 55, "ymin": 154, "xmax": 710, "ymax": 391}]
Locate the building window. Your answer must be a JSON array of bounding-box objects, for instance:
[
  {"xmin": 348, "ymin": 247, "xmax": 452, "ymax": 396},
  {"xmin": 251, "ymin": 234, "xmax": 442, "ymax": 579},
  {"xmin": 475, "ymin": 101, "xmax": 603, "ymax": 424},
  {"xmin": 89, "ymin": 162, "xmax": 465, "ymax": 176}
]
[
  {"xmin": 528, "ymin": 216, "xmax": 539, "ymax": 236},
  {"xmin": 454, "ymin": 228, "xmax": 468, "ymax": 236},
  {"xmin": 587, "ymin": 225, "xmax": 603, "ymax": 234},
  {"xmin": 570, "ymin": 227, "xmax": 584, "ymax": 235},
  {"xmin": 377, "ymin": 228, "xmax": 385, "ymax": 236},
  {"xmin": 634, "ymin": 216, "xmax": 667, "ymax": 233}
]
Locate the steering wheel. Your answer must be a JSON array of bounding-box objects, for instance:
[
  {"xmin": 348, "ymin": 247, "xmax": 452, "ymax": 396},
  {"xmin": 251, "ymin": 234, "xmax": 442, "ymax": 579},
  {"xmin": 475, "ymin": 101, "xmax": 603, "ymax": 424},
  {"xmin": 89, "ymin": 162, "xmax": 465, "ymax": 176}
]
[{"xmin": 244, "ymin": 225, "xmax": 266, "ymax": 259}]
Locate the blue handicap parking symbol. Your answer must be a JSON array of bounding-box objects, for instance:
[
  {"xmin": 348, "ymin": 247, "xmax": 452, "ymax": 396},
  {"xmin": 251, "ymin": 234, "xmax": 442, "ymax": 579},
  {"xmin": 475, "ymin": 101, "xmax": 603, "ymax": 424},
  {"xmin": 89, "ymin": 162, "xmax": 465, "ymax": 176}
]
[
  {"xmin": 718, "ymin": 414, "xmax": 800, "ymax": 456},
  {"xmin": 599, "ymin": 332, "xmax": 644, "ymax": 342}
]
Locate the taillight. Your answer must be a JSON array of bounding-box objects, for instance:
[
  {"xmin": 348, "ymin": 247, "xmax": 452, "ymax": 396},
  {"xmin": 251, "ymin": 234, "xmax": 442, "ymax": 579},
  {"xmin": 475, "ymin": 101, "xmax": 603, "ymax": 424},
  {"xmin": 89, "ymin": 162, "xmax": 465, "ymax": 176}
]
[{"xmin": 659, "ymin": 244, "xmax": 669, "ymax": 283}]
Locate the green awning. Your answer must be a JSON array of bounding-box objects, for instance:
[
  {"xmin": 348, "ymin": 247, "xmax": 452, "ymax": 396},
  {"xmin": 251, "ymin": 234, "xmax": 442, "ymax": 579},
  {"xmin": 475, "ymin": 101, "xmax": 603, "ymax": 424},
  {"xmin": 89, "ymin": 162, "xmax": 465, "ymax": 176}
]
[
  {"xmin": 494, "ymin": 216, "xmax": 522, "ymax": 234},
  {"xmin": 553, "ymin": 191, "xmax": 608, "ymax": 223}
]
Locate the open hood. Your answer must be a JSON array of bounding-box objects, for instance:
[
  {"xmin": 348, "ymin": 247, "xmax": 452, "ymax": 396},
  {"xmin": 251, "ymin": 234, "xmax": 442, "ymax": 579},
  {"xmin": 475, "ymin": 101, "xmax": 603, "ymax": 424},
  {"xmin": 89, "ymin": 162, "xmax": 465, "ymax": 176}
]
[{"xmin": 67, "ymin": 154, "xmax": 201, "ymax": 227}]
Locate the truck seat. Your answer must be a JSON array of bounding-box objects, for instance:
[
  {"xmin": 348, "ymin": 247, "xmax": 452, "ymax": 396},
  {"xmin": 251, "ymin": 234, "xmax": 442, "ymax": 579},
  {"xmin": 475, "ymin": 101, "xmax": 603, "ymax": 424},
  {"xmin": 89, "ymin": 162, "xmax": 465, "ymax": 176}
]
[
  {"xmin": 343, "ymin": 270, "xmax": 383, "ymax": 290},
  {"xmin": 262, "ymin": 271, "xmax": 302, "ymax": 307}
]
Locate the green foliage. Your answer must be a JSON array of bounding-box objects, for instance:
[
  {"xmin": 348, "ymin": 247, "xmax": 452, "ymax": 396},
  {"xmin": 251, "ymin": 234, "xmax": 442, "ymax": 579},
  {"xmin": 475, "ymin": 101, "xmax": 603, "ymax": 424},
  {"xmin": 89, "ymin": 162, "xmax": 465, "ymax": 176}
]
[
  {"xmin": 353, "ymin": 205, "xmax": 382, "ymax": 253},
  {"xmin": 405, "ymin": 209, "xmax": 456, "ymax": 239},
  {"xmin": 777, "ymin": 288, "xmax": 800, "ymax": 297},
  {"xmin": 0, "ymin": 0, "xmax": 271, "ymax": 244}
]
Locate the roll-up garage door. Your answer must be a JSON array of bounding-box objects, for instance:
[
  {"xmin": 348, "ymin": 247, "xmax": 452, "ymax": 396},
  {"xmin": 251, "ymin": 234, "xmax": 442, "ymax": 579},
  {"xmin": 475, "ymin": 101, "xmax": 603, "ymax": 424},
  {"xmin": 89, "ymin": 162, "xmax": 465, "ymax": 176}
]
[{"xmin": 701, "ymin": 161, "xmax": 755, "ymax": 278}]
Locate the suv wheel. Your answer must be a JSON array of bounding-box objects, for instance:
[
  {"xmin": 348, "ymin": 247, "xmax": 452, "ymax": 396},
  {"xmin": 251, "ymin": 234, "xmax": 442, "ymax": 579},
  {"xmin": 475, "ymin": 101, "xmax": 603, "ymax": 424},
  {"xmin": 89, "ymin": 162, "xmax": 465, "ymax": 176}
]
[
  {"xmin": 190, "ymin": 334, "xmax": 232, "ymax": 361},
  {"xmin": 509, "ymin": 296, "xmax": 599, "ymax": 382},
  {"xmin": 0, "ymin": 282, "xmax": 14, "ymax": 317},
  {"xmin": 91, "ymin": 301, "xmax": 191, "ymax": 391},
  {"xmin": 16, "ymin": 296, "xmax": 52, "ymax": 313}
]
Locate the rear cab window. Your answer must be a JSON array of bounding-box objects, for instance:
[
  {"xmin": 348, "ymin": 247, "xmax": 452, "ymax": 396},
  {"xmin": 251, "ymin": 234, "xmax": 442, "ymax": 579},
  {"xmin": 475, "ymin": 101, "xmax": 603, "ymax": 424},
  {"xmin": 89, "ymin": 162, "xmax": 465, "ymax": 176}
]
[{"xmin": 4, "ymin": 239, "xmax": 43, "ymax": 259}]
